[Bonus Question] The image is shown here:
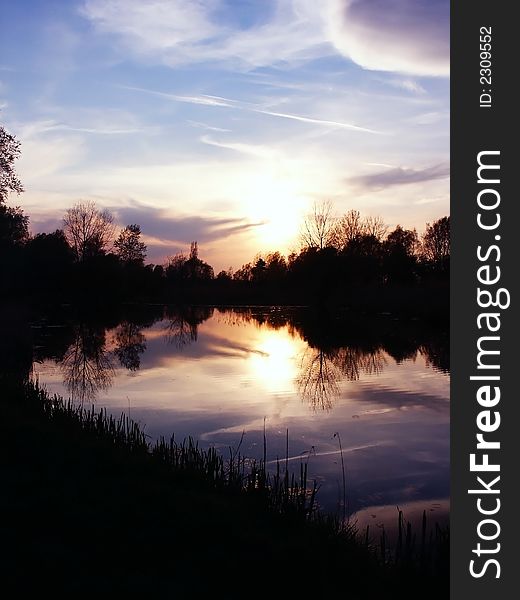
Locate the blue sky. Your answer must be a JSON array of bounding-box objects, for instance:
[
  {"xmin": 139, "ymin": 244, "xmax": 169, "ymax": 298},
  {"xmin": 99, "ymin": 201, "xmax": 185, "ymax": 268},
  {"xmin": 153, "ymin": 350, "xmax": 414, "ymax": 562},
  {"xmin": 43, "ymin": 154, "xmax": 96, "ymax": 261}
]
[{"xmin": 0, "ymin": 0, "xmax": 449, "ymax": 269}]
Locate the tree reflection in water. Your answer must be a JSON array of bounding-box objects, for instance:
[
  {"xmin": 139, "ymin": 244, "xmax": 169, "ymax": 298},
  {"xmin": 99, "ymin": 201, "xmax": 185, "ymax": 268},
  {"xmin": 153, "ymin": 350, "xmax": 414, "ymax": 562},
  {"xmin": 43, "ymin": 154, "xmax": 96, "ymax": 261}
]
[
  {"xmin": 114, "ymin": 322, "xmax": 146, "ymax": 371},
  {"xmin": 165, "ymin": 306, "xmax": 214, "ymax": 348},
  {"xmin": 217, "ymin": 307, "xmax": 448, "ymax": 411},
  {"xmin": 297, "ymin": 348, "xmax": 341, "ymax": 411},
  {"xmin": 62, "ymin": 324, "xmax": 114, "ymax": 404},
  {"xmin": 298, "ymin": 346, "xmax": 386, "ymax": 411},
  {"xmin": 39, "ymin": 306, "xmax": 447, "ymax": 408},
  {"xmin": 333, "ymin": 346, "xmax": 386, "ymax": 381},
  {"xmin": 57, "ymin": 307, "xmax": 216, "ymax": 403}
]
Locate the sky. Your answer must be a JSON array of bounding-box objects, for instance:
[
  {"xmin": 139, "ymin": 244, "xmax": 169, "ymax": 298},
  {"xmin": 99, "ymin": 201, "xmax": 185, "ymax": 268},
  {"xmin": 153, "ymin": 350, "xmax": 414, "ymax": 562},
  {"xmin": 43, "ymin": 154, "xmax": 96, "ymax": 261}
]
[{"xmin": 0, "ymin": 0, "xmax": 449, "ymax": 271}]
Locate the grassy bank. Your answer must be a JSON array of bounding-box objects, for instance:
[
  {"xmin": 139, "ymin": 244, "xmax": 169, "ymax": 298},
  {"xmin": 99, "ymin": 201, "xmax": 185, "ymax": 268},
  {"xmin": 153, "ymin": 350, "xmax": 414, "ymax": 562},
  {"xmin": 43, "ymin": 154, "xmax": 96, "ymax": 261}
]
[{"xmin": 1, "ymin": 376, "xmax": 448, "ymax": 597}]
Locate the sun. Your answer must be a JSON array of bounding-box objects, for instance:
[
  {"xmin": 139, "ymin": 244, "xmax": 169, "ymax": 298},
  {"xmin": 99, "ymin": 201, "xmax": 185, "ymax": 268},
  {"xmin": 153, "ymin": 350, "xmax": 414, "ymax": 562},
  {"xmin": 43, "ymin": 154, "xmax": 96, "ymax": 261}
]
[{"xmin": 243, "ymin": 172, "xmax": 306, "ymax": 250}]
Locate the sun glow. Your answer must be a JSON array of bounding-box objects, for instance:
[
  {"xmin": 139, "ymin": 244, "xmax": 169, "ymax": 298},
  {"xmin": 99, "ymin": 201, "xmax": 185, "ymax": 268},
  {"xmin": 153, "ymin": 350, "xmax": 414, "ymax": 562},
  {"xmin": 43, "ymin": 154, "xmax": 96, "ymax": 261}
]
[
  {"xmin": 249, "ymin": 330, "xmax": 300, "ymax": 394},
  {"xmin": 243, "ymin": 172, "xmax": 307, "ymax": 250}
]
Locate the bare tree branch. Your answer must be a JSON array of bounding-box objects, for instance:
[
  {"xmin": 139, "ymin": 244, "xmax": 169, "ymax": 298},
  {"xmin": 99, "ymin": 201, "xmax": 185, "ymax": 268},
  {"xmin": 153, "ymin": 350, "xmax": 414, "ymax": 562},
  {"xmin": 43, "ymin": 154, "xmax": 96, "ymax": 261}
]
[
  {"xmin": 63, "ymin": 201, "xmax": 115, "ymax": 261},
  {"xmin": 300, "ymin": 199, "xmax": 336, "ymax": 250}
]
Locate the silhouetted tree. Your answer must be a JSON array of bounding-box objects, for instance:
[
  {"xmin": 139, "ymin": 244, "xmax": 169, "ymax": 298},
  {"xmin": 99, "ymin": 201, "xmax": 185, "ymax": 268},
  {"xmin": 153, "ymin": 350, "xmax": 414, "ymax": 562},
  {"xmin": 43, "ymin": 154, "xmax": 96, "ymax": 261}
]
[
  {"xmin": 0, "ymin": 125, "xmax": 24, "ymax": 203},
  {"xmin": 385, "ymin": 226, "xmax": 419, "ymax": 257},
  {"xmin": 165, "ymin": 251, "xmax": 187, "ymax": 281},
  {"xmin": 364, "ymin": 215, "xmax": 388, "ymax": 241},
  {"xmin": 166, "ymin": 242, "xmax": 214, "ymax": 283},
  {"xmin": 332, "ymin": 209, "xmax": 364, "ymax": 248},
  {"xmin": 345, "ymin": 234, "xmax": 382, "ymax": 257},
  {"xmin": 0, "ymin": 205, "xmax": 29, "ymax": 295},
  {"xmin": 24, "ymin": 229, "xmax": 74, "ymax": 295},
  {"xmin": 265, "ymin": 252, "xmax": 288, "ymax": 282},
  {"xmin": 421, "ymin": 216, "xmax": 450, "ymax": 270},
  {"xmin": 383, "ymin": 225, "xmax": 419, "ymax": 284},
  {"xmin": 333, "ymin": 210, "xmax": 387, "ymax": 249},
  {"xmin": 26, "ymin": 229, "xmax": 73, "ymax": 261},
  {"xmin": 216, "ymin": 267, "xmax": 233, "ymax": 282},
  {"xmin": 63, "ymin": 201, "xmax": 115, "ymax": 261},
  {"xmin": 0, "ymin": 204, "xmax": 29, "ymax": 247},
  {"xmin": 0, "ymin": 126, "xmax": 28, "ymax": 296},
  {"xmin": 251, "ymin": 256, "xmax": 267, "ymax": 283},
  {"xmin": 186, "ymin": 241, "xmax": 214, "ymax": 280},
  {"xmin": 114, "ymin": 224, "xmax": 147, "ymax": 266},
  {"xmin": 300, "ymin": 199, "xmax": 336, "ymax": 250},
  {"xmin": 342, "ymin": 233, "xmax": 383, "ymax": 284},
  {"xmin": 233, "ymin": 261, "xmax": 253, "ymax": 282}
]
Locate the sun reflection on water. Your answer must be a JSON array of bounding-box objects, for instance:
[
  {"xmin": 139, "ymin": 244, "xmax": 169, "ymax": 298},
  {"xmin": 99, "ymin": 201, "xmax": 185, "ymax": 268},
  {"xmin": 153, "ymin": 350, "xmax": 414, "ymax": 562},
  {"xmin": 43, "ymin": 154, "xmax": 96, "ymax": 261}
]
[
  {"xmin": 31, "ymin": 307, "xmax": 449, "ymax": 522},
  {"xmin": 248, "ymin": 330, "xmax": 301, "ymax": 394}
]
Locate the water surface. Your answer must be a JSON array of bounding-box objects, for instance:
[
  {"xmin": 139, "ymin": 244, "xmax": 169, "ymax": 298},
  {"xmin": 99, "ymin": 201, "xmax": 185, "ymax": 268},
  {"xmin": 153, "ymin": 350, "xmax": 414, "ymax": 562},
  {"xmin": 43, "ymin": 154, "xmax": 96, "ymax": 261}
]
[{"xmin": 32, "ymin": 306, "xmax": 449, "ymax": 529}]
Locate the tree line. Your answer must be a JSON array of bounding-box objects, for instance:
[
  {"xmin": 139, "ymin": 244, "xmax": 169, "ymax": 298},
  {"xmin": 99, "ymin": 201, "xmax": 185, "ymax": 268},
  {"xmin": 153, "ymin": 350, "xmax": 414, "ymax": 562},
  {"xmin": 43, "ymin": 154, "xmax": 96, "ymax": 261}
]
[
  {"xmin": 230, "ymin": 201, "xmax": 449, "ymax": 286},
  {"xmin": 1, "ymin": 124, "xmax": 449, "ymax": 311}
]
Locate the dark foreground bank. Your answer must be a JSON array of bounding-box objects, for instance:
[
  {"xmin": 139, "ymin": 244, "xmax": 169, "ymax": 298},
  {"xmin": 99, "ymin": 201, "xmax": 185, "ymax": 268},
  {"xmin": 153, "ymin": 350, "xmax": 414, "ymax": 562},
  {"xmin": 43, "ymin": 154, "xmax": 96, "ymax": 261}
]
[{"xmin": 1, "ymin": 376, "xmax": 448, "ymax": 598}]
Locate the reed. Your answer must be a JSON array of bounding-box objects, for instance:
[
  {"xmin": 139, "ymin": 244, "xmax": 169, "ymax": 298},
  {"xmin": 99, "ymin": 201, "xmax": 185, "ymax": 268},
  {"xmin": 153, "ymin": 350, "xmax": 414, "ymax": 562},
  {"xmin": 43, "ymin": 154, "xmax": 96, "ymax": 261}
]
[{"xmin": 4, "ymin": 375, "xmax": 448, "ymax": 594}]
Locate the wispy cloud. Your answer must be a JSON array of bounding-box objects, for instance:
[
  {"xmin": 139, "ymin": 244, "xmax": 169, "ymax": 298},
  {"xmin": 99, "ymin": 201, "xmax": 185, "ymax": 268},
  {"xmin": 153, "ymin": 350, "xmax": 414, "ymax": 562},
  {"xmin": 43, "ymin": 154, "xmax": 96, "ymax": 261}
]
[
  {"xmin": 349, "ymin": 162, "xmax": 450, "ymax": 191},
  {"xmin": 14, "ymin": 109, "xmax": 146, "ymax": 138},
  {"xmin": 3, "ymin": 0, "xmax": 449, "ymax": 271},
  {"xmin": 187, "ymin": 120, "xmax": 231, "ymax": 133},
  {"xmin": 407, "ymin": 111, "xmax": 448, "ymax": 126},
  {"xmin": 81, "ymin": 0, "xmax": 222, "ymax": 59},
  {"xmin": 16, "ymin": 121, "xmax": 86, "ymax": 179},
  {"xmin": 121, "ymin": 85, "xmax": 237, "ymax": 107},
  {"xmin": 81, "ymin": 0, "xmax": 449, "ymax": 76},
  {"xmin": 81, "ymin": 0, "xmax": 329, "ymax": 70},
  {"xmin": 124, "ymin": 84, "xmax": 379, "ymax": 133},
  {"xmin": 48, "ymin": 123, "xmax": 141, "ymax": 135},
  {"xmin": 113, "ymin": 201, "xmax": 261, "ymax": 245},
  {"xmin": 200, "ymin": 135, "xmax": 276, "ymax": 159},
  {"xmin": 364, "ymin": 162, "xmax": 398, "ymax": 169},
  {"xmin": 27, "ymin": 199, "xmax": 263, "ymax": 264},
  {"xmin": 254, "ymin": 108, "xmax": 380, "ymax": 134},
  {"xmin": 383, "ymin": 78, "xmax": 427, "ymax": 95}
]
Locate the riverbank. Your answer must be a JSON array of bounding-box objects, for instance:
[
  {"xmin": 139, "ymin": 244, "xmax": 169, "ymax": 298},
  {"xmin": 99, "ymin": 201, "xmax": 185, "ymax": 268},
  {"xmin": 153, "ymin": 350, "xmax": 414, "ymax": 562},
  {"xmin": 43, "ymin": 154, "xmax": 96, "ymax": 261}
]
[{"xmin": 1, "ymin": 376, "xmax": 448, "ymax": 597}]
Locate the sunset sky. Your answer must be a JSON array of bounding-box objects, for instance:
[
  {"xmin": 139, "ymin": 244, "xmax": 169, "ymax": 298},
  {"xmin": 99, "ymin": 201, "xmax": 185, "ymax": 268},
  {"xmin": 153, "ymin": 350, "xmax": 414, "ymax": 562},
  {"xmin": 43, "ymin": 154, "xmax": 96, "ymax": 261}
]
[{"xmin": 0, "ymin": 0, "xmax": 449, "ymax": 270}]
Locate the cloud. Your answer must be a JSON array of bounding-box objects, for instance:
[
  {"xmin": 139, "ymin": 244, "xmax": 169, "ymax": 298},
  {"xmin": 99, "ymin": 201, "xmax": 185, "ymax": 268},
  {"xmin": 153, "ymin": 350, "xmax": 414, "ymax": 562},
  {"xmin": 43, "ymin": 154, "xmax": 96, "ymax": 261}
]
[
  {"xmin": 187, "ymin": 120, "xmax": 231, "ymax": 133},
  {"xmin": 30, "ymin": 200, "xmax": 262, "ymax": 265},
  {"xmin": 81, "ymin": 0, "xmax": 222, "ymax": 58},
  {"xmin": 349, "ymin": 162, "xmax": 450, "ymax": 191},
  {"xmin": 384, "ymin": 78, "xmax": 426, "ymax": 95},
  {"xmin": 40, "ymin": 123, "xmax": 141, "ymax": 135},
  {"xmin": 16, "ymin": 122, "xmax": 86, "ymax": 179},
  {"xmin": 125, "ymin": 84, "xmax": 379, "ymax": 133},
  {"xmin": 254, "ymin": 108, "xmax": 380, "ymax": 133},
  {"xmin": 15, "ymin": 109, "xmax": 145, "ymax": 138},
  {"xmin": 81, "ymin": 0, "xmax": 329, "ymax": 69},
  {"xmin": 113, "ymin": 201, "xmax": 261, "ymax": 245},
  {"xmin": 406, "ymin": 111, "xmax": 448, "ymax": 126},
  {"xmin": 121, "ymin": 85, "xmax": 238, "ymax": 107},
  {"xmin": 325, "ymin": 0, "xmax": 449, "ymax": 76},
  {"xmin": 200, "ymin": 135, "xmax": 276, "ymax": 158},
  {"xmin": 81, "ymin": 0, "xmax": 448, "ymax": 76},
  {"xmin": 29, "ymin": 215, "xmax": 64, "ymax": 234}
]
